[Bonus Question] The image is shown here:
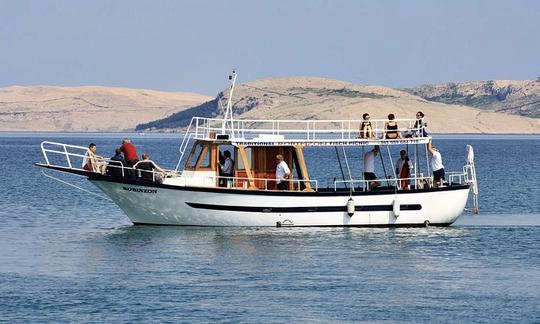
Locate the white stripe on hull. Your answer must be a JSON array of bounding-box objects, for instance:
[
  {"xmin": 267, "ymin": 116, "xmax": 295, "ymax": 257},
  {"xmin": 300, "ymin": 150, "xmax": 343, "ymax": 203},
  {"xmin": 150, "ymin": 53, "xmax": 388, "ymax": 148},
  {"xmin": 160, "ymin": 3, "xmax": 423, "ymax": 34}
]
[{"xmin": 92, "ymin": 180, "xmax": 470, "ymax": 226}]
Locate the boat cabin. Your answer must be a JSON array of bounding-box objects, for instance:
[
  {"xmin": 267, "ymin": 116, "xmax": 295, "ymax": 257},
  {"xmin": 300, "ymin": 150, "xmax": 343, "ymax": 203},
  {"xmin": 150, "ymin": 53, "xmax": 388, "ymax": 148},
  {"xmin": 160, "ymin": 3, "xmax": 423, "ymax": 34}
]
[{"xmin": 181, "ymin": 139, "xmax": 313, "ymax": 191}]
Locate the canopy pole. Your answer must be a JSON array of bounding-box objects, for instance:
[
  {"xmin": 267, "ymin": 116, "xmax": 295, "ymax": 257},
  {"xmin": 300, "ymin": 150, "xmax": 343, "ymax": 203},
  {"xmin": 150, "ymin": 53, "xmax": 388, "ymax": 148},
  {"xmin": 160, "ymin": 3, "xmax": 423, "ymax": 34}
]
[
  {"xmin": 379, "ymin": 146, "xmax": 388, "ymax": 186},
  {"xmin": 386, "ymin": 145, "xmax": 397, "ymax": 189},
  {"xmin": 414, "ymin": 143, "xmax": 418, "ymax": 189},
  {"xmin": 334, "ymin": 146, "xmax": 347, "ymax": 188},
  {"xmin": 341, "ymin": 146, "xmax": 354, "ymax": 192}
]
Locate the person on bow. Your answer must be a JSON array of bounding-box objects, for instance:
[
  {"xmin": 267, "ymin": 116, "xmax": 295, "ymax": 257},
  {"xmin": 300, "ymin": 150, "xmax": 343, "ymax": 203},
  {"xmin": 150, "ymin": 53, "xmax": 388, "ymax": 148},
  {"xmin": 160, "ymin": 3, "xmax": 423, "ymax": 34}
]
[
  {"xmin": 106, "ymin": 148, "xmax": 126, "ymax": 178},
  {"xmin": 133, "ymin": 153, "xmax": 167, "ymax": 183},
  {"xmin": 82, "ymin": 143, "xmax": 107, "ymax": 174},
  {"xmin": 120, "ymin": 138, "xmax": 139, "ymax": 167}
]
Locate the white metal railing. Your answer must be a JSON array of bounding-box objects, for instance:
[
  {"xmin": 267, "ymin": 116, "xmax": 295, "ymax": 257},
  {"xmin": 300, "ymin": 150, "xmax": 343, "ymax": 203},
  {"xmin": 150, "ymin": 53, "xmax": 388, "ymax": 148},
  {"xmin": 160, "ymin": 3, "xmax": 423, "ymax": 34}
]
[
  {"xmin": 188, "ymin": 117, "xmax": 428, "ymax": 142},
  {"xmin": 333, "ymin": 175, "xmax": 437, "ymax": 192},
  {"xmin": 40, "ymin": 141, "xmax": 177, "ymax": 182},
  {"xmin": 41, "ymin": 141, "xmax": 103, "ymax": 170},
  {"xmin": 199, "ymin": 175, "xmax": 318, "ymax": 191}
]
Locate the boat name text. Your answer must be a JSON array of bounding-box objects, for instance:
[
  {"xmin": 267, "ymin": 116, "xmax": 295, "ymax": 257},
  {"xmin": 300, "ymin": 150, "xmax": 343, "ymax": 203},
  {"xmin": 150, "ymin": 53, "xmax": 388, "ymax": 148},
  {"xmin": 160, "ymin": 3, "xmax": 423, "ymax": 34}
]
[{"xmin": 123, "ymin": 186, "xmax": 157, "ymax": 194}]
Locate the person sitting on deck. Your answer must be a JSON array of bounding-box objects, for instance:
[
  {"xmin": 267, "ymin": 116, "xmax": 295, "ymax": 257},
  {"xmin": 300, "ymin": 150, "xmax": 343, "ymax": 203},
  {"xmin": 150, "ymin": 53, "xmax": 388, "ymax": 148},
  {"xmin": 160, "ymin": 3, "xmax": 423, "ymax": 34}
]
[
  {"xmin": 219, "ymin": 150, "xmax": 234, "ymax": 187},
  {"xmin": 363, "ymin": 145, "xmax": 380, "ymax": 190},
  {"xmin": 427, "ymin": 140, "xmax": 445, "ymax": 188},
  {"xmin": 359, "ymin": 113, "xmax": 375, "ymax": 139},
  {"xmin": 82, "ymin": 143, "xmax": 107, "ymax": 174},
  {"xmin": 275, "ymin": 154, "xmax": 291, "ymax": 191},
  {"xmin": 395, "ymin": 150, "xmax": 414, "ymax": 190},
  {"xmin": 408, "ymin": 111, "xmax": 428, "ymax": 138},
  {"xmin": 384, "ymin": 114, "xmax": 403, "ymax": 139},
  {"xmin": 133, "ymin": 153, "xmax": 167, "ymax": 183},
  {"xmin": 106, "ymin": 148, "xmax": 126, "ymax": 178}
]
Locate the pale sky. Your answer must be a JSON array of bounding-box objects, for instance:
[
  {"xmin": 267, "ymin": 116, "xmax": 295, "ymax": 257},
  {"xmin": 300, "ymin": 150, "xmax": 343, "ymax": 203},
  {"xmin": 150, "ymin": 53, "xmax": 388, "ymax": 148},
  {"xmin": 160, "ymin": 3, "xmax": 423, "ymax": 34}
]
[{"xmin": 1, "ymin": 0, "xmax": 539, "ymax": 95}]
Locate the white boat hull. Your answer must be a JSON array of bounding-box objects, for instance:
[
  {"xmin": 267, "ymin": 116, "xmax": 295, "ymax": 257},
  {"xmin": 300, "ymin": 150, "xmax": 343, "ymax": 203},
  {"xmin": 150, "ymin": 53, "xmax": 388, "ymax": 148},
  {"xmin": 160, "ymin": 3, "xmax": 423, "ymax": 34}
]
[{"xmin": 91, "ymin": 179, "xmax": 470, "ymax": 227}]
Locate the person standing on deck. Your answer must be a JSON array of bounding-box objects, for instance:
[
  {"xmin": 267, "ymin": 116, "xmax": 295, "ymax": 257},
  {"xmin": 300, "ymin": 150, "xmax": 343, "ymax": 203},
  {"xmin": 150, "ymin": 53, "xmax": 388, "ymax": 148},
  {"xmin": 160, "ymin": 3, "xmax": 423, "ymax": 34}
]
[
  {"xmin": 219, "ymin": 150, "xmax": 234, "ymax": 187},
  {"xmin": 275, "ymin": 154, "xmax": 291, "ymax": 190},
  {"xmin": 120, "ymin": 138, "xmax": 139, "ymax": 167},
  {"xmin": 395, "ymin": 150, "xmax": 414, "ymax": 189},
  {"xmin": 427, "ymin": 139, "xmax": 445, "ymax": 187},
  {"xmin": 363, "ymin": 145, "xmax": 380, "ymax": 190}
]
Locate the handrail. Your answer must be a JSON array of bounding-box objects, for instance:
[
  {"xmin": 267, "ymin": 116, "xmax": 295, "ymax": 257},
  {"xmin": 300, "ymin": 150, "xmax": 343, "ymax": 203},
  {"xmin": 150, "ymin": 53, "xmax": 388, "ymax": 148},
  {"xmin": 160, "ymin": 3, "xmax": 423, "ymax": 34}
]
[
  {"xmin": 199, "ymin": 174, "xmax": 318, "ymax": 191},
  {"xmin": 40, "ymin": 141, "xmax": 178, "ymax": 182},
  {"xmin": 333, "ymin": 174, "xmax": 462, "ymax": 192},
  {"xmin": 184, "ymin": 117, "xmax": 428, "ymax": 143}
]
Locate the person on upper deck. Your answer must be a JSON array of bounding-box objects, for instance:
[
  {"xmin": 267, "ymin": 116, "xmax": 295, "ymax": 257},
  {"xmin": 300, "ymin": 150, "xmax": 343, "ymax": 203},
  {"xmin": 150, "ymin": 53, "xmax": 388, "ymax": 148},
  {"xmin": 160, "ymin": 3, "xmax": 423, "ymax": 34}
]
[
  {"xmin": 120, "ymin": 138, "xmax": 139, "ymax": 167},
  {"xmin": 396, "ymin": 150, "xmax": 414, "ymax": 190},
  {"xmin": 219, "ymin": 150, "xmax": 234, "ymax": 187},
  {"xmin": 106, "ymin": 148, "xmax": 126, "ymax": 178},
  {"xmin": 359, "ymin": 113, "xmax": 375, "ymax": 139},
  {"xmin": 427, "ymin": 139, "xmax": 445, "ymax": 188},
  {"xmin": 82, "ymin": 143, "xmax": 106, "ymax": 174},
  {"xmin": 133, "ymin": 153, "xmax": 167, "ymax": 183},
  {"xmin": 363, "ymin": 145, "xmax": 380, "ymax": 190},
  {"xmin": 413, "ymin": 111, "xmax": 428, "ymax": 137},
  {"xmin": 275, "ymin": 154, "xmax": 291, "ymax": 190},
  {"xmin": 384, "ymin": 114, "xmax": 403, "ymax": 139}
]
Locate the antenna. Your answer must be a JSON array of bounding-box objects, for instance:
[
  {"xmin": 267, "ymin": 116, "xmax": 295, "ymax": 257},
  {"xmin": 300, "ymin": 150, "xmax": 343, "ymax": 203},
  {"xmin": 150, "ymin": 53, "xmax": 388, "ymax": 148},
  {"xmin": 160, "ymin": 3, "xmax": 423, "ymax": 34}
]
[{"xmin": 222, "ymin": 69, "xmax": 237, "ymax": 136}]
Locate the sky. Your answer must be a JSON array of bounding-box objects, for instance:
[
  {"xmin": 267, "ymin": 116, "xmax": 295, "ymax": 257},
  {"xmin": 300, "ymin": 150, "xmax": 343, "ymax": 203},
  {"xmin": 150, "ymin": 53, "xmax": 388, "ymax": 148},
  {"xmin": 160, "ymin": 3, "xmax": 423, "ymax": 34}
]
[{"xmin": 1, "ymin": 0, "xmax": 539, "ymax": 95}]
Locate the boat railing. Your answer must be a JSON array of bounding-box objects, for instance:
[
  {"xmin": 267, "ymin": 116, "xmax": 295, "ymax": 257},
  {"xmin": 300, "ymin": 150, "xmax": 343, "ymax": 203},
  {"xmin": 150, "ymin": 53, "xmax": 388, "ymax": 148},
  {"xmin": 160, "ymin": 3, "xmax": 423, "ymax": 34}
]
[
  {"xmin": 189, "ymin": 117, "xmax": 428, "ymax": 141},
  {"xmin": 198, "ymin": 175, "xmax": 318, "ymax": 191},
  {"xmin": 448, "ymin": 171, "xmax": 466, "ymax": 185},
  {"xmin": 333, "ymin": 175, "xmax": 435, "ymax": 192},
  {"xmin": 41, "ymin": 141, "xmax": 105, "ymax": 171},
  {"xmin": 40, "ymin": 141, "xmax": 178, "ymax": 181}
]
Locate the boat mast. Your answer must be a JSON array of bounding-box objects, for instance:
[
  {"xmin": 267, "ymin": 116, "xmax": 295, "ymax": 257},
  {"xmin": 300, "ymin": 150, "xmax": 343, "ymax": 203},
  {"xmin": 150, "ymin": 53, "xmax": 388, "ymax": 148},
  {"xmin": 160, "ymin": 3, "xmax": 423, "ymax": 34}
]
[{"xmin": 222, "ymin": 69, "xmax": 237, "ymax": 138}]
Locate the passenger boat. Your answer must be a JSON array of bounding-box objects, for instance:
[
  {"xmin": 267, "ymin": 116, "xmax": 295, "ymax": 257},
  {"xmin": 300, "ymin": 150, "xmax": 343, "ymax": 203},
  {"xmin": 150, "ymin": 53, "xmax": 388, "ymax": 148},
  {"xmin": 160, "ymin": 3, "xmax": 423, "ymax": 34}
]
[{"xmin": 36, "ymin": 71, "xmax": 479, "ymax": 227}]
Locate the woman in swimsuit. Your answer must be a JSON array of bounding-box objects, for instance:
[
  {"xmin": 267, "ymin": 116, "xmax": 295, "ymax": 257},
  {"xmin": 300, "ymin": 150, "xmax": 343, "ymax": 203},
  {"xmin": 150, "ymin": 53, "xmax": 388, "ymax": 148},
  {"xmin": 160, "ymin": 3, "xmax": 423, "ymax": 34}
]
[
  {"xmin": 384, "ymin": 113, "xmax": 402, "ymax": 139},
  {"xmin": 359, "ymin": 113, "xmax": 375, "ymax": 139}
]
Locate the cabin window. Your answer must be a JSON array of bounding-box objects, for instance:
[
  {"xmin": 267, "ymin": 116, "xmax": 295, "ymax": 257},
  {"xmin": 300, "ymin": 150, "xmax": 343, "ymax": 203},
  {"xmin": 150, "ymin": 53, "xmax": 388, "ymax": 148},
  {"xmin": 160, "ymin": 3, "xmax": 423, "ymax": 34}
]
[
  {"xmin": 198, "ymin": 147, "xmax": 211, "ymax": 168},
  {"xmin": 187, "ymin": 143, "xmax": 203, "ymax": 168},
  {"xmin": 237, "ymin": 147, "xmax": 252, "ymax": 170}
]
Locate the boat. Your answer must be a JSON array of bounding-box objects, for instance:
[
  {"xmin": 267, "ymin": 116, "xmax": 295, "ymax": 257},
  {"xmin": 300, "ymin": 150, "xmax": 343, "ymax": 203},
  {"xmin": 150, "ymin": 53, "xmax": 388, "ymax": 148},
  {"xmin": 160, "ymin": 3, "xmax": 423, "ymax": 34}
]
[{"xmin": 36, "ymin": 71, "xmax": 479, "ymax": 227}]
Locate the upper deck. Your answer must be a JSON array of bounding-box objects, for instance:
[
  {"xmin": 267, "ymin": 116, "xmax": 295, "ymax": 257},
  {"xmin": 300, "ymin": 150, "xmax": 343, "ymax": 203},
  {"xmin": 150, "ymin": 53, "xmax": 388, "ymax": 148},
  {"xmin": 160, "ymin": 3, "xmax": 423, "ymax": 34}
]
[{"xmin": 186, "ymin": 117, "xmax": 430, "ymax": 147}]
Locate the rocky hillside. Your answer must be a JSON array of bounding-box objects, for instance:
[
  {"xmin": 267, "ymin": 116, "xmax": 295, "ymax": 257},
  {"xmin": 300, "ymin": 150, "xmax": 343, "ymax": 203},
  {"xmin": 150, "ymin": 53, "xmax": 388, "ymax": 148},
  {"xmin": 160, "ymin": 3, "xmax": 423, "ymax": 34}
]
[
  {"xmin": 137, "ymin": 77, "xmax": 540, "ymax": 134},
  {"xmin": 0, "ymin": 86, "xmax": 212, "ymax": 131},
  {"xmin": 405, "ymin": 79, "xmax": 540, "ymax": 118}
]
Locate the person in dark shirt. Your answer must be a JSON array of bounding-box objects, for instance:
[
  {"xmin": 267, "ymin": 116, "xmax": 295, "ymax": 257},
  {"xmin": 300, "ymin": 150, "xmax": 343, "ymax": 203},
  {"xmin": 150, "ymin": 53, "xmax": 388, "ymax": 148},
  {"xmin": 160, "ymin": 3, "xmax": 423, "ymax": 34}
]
[
  {"xmin": 133, "ymin": 153, "xmax": 167, "ymax": 183},
  {"xmin": 120, "ymin": 138, "xmax": 139, "ymax": 167},
  {"xmin": 106, "ymin": 148, "xmax": 126, "ymax": 178}
]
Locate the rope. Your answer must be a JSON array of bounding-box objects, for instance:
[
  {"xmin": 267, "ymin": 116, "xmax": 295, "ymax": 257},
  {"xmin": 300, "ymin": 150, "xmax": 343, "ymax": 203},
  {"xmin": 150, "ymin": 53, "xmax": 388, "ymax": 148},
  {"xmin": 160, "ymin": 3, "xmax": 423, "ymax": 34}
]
[{"xmin": 41, "ymin": 170, "xmax": 113, "ymax": 202}]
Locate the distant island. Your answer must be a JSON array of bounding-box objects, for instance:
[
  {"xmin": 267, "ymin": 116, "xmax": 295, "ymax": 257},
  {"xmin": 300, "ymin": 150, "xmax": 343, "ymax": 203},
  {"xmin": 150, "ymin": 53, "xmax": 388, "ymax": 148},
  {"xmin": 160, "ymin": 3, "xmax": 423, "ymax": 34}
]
[{"xmin": 1, "ymin": 78, "xmax": 539, "ymax": 133}]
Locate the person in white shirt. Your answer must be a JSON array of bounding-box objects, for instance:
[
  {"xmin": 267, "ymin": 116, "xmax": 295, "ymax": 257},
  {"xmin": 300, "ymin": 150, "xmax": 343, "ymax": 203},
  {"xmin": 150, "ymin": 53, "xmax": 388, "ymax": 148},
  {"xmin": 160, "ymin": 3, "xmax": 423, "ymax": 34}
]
[
  {"xmin": 395, "ymin": 150, "xmax": 414, "ymax": 189},
  {"xmin": 275, "ymin": 154, "xmax": 291, "ymax": 190},
  {"xmin": 363, "ymin": 145, "xmax": 380, "ymax": 190},
  {"xmin": 219, "ymin": 150, "xmax": 234, "ymax": 187},
  {"xmin": 427, "ymin": 140, "xmax": 445, "ymax": 187},
  {"xmin": 82, "ymin": 143, "xmax": 106, "ymax": 174}
]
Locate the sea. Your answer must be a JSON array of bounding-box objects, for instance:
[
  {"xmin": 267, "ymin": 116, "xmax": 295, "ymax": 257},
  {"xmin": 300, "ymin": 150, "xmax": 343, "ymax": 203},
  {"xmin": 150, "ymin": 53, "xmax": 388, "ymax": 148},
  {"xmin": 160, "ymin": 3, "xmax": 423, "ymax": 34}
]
[{"xmin": 1, "ymin": 133, "xmax": 539, "ymax": 323}]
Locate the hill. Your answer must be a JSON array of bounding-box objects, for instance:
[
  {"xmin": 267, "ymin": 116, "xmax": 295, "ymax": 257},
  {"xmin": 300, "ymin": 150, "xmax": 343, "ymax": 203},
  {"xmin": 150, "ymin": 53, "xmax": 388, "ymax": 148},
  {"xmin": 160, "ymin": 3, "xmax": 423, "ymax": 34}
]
[
  {"xmin": 0, "ymin": 86, "xmax": 212, "ymax": 131},
  {"xmin": 404, "ymin": 79, "xmax": 540, "ymax": 118},
  {"xmin": 137, "ymin": 77, "xmax": 540, "ymax": 133}
]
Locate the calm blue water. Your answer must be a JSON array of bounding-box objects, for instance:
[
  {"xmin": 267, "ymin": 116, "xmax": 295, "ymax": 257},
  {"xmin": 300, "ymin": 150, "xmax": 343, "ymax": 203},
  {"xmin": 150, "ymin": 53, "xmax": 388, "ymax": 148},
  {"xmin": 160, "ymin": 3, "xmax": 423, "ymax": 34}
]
[{"xmin": 1, "ymin": 133, "xmax": 539, "ymax": 322}]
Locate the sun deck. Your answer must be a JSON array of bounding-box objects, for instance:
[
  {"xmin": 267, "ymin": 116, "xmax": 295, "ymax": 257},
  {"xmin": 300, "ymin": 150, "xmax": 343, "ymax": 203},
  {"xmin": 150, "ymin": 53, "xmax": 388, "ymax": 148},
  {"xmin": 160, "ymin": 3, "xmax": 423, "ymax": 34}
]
[{"xmin": 185, "ymin": 117, "xmax": 430, "ymax": 147}]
